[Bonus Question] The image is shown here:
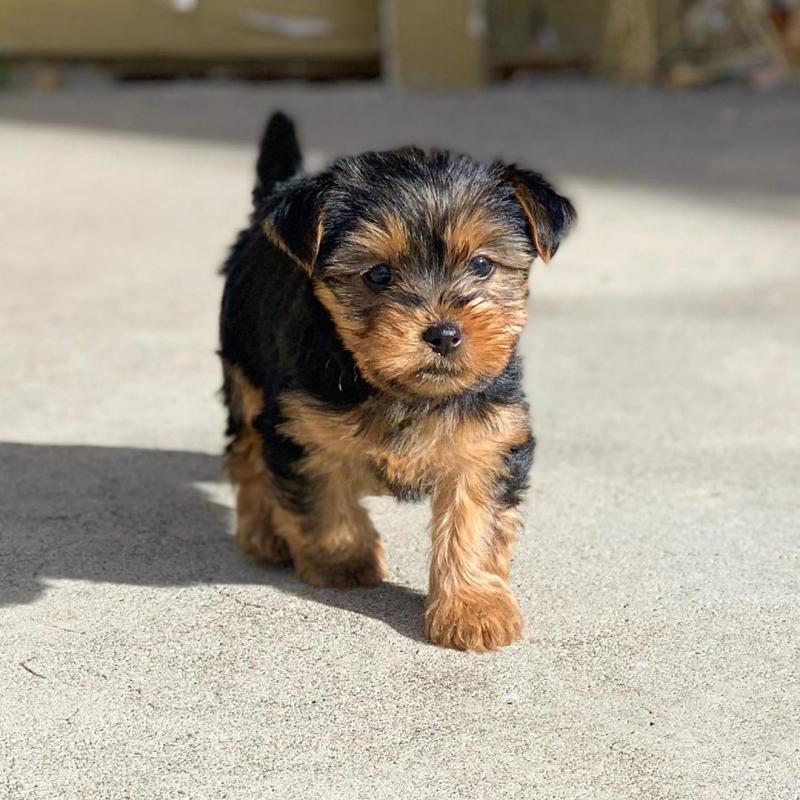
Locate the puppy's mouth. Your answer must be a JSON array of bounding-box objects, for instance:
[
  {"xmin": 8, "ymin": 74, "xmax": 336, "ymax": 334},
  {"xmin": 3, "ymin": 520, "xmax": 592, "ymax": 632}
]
[
  {"xmin": 388, "ymin": 359, "xmax": 482, "ymax": 398},
  {"xmin": 414, "ymin": 363, "xmax": 463, "ymax": 378}
]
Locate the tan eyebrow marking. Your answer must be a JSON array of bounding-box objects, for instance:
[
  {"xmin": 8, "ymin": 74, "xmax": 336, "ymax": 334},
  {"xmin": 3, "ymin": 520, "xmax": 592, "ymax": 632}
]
[{"xmin": 346, "ymin": 214, "xmax": 410, "ymax": 262}]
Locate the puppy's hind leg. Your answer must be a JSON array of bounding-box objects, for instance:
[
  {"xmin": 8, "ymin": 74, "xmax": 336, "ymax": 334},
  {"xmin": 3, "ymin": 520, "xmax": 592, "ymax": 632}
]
[
  {"xmin": 223, "ymin": 364, "xmax": 291, "ymax": 564},
  {"xmin": 226, "ymin": 429, "xmax": 291, "ymax": 564}
]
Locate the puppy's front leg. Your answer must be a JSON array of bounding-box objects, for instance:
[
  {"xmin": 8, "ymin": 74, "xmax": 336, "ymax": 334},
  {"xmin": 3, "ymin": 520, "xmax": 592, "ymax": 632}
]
[
  {"xmin": 281, "ymin": 469, "xmax": 388, "ymax": 589},
  {"xmin": 425, "ymin": 469, "xmax": 524, "ymax": 652}
]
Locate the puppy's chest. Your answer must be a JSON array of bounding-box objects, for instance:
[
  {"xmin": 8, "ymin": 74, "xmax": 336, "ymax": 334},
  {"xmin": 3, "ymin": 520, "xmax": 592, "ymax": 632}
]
[
  {"xmin": 280, "ymin": 392, "xmax": 527, "ymax": 498},
  {"xmin": 370, "ymin": 409, "xmax": 454, "ymax": 495}
]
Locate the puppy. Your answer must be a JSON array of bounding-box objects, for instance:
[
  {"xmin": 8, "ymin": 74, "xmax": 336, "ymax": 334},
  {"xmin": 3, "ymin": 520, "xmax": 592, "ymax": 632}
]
[{"xmin": 219, "ymin": 112, "xmax": 574, "ymax": 651}]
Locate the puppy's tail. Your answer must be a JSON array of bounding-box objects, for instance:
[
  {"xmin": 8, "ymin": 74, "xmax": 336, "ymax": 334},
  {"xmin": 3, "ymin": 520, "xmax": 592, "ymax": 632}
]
[{"xmin": 253, "ymin": 112, "xmax": 303, "ymax": 205}]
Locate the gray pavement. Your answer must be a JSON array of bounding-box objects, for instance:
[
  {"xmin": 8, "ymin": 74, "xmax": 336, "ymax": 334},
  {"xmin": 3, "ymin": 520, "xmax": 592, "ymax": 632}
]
[{"xmin": 1, "ymin": 81, "xmax": 799, "ymax": 799}]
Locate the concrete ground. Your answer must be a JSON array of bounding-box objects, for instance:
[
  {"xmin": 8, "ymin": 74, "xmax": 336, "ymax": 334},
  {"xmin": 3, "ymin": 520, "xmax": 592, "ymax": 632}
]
[{"xmin": 0, "ymin": 81, "xmax": 798, "ymax": 799}]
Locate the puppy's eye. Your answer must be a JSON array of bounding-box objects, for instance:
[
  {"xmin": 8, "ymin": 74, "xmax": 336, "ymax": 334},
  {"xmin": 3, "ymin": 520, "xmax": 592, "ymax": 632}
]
[
  {"xmin": 469, "ymin": 255, "xmax": 495, "ymax": 279},
  {"xmin": 363, "ymin": 263, "xmax": 393, "ymax": 290}
]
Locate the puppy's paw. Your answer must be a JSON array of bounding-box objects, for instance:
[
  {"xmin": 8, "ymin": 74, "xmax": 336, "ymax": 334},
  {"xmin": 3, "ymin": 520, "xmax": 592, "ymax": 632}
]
[
  {"xmin": 424, "ymin": 584, "xmax": 523, "ymax": 652},
  {"xmin": 235, "ymin": 519, "xmax": 292, "ymax": 565},
  {"xmin": 295, "ymin": 549, "xmax": 387, "ymax": 589}
]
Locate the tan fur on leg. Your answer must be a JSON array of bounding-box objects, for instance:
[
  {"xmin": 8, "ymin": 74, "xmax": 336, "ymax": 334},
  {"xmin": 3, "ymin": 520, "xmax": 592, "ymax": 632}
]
[
  {"xmin": 225, "ymin": 367, "xmax": 290, "ymax": 564},
  {"xmin": 275, "ymin": 468, "xmax": 387, "ymax": 589},
  {"xmin": 226, "ymin": 428, "xmax": 291, "ymax": 563},
  {"xmin": 425, "ymin": 466, "xmax": 524, "ymax": 652}
]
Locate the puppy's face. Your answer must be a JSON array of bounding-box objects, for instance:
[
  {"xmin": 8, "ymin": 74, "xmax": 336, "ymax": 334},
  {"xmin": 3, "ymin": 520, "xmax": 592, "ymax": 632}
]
[{"xmin": 263, "ymin": 150, "xmax": 574, "ymax": 399}]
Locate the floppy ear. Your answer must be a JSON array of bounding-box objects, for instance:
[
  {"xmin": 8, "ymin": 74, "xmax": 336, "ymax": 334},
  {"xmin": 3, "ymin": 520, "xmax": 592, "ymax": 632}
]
[
  {"xmin": 506, "ymin": 167, "xmax": 576, "ymax": 262},
  {"xmin": 260, "ymin": 174, "xmax": 329, "ymax": 272}
]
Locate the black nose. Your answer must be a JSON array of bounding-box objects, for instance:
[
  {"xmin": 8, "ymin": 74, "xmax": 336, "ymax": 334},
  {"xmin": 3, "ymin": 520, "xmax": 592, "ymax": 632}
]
[{"xmin": 422, "ymin": 322, "xmax": 462, "ymax": 356}]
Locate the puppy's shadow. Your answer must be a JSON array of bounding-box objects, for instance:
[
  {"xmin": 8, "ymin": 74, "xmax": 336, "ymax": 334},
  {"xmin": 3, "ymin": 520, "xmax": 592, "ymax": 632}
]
[{"xmin": 0, "ymin": 441, "xmax": 426, "ymax": 643}]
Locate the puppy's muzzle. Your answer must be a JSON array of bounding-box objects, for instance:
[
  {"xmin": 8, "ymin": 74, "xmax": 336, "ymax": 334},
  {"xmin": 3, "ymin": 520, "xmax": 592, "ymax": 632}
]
[{"xmin": 422, "ymin": 321, "xmax": 462, "ymax": 357}]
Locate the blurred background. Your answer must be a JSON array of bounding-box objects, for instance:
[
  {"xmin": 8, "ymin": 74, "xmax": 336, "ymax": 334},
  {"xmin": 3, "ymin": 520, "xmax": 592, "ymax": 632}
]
[{"xmin": 1, "ymin": 0, "xmax": 799, "ymax": 88}]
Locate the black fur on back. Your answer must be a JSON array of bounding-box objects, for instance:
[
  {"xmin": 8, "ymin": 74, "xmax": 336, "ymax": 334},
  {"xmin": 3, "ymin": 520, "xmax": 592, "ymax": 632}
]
[
  {"xmin": 220, "ymin": 225, "xmax": 372, "ymax": 509},
  {"xmin": 220, "ymin": 114, "xmax": 372, "ymax": 509}
]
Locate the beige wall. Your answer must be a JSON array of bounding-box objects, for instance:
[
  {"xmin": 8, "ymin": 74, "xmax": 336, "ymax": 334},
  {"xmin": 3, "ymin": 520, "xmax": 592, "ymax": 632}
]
[{"xmin": 0, "ymin": 0, "xmax": 379, "ymax": 59}]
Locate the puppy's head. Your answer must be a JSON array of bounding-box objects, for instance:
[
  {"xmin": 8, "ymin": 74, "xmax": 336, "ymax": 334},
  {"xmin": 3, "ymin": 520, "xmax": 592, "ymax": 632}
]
[{"xmin": 261, "ymin": 149, "xmax": 575, "ymax": 399}]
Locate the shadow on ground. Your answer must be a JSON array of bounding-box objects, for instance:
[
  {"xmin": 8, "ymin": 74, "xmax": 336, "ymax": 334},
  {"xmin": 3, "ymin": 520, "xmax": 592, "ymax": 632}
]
[{"xmin": 0, "ymin": 442, "xmax": 425, "ymax": 641}]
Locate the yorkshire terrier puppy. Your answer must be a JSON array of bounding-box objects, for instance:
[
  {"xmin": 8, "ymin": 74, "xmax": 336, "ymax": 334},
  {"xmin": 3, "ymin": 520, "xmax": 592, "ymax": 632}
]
[{"xmin": 219, "ymin": 112, "xmax": 574, "ymax": 651}]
